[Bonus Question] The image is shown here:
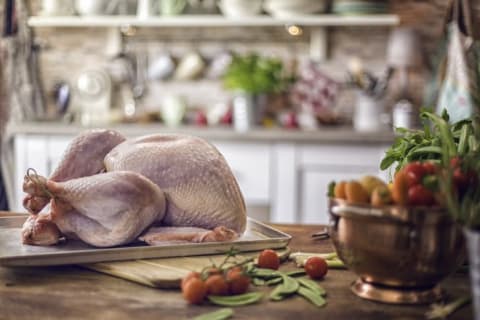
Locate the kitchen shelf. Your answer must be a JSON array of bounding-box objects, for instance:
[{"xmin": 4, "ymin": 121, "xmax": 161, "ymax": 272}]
[
  {"xmin": 28, "ymin": 14, "xmax": 400, "ymax": 28},
  {"xmin": 27, "ymin": 14, "xmax": 400, "ymax": 61}
]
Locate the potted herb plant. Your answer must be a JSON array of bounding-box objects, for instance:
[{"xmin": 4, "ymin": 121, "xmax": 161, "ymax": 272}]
[{"xmin": 223, "ymin": 53, "xmax": 285, "ymax": 131}]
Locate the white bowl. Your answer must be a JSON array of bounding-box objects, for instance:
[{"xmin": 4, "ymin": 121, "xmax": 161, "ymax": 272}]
[
  {"xmin": 264, "ymin": 0, "xmax": 326, "ymax": 17},
  {"xmin": 218, "ymin": 0, "xmax": 263, "ymax": 18}
]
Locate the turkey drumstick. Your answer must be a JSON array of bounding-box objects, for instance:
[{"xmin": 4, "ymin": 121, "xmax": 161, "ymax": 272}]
[{"xmin": 22, "ymin": 129, "xmax": 126, "ymax": 214}]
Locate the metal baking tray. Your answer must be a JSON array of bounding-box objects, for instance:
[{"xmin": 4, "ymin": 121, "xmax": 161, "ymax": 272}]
[{"xmin": 0, "ymin": 215, "xmax": 291, "ymax": 267}]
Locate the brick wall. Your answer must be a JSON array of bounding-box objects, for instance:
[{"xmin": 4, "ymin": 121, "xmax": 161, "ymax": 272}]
[{"xmin": 13, "ymin": 1, "xmax": 480, "ymax": 122}]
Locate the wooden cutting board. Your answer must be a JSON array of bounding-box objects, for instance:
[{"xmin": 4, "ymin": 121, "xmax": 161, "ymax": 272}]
[{"xmin": 82, "ymin": 248, "xmax": 290, "ymax": 289}]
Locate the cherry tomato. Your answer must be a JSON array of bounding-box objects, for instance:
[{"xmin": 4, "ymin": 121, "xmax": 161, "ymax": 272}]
[
  {"xmin": 204, "ymin": 267, "xmax": 221, "ymax": 276},
  {"xmin": 407, "ymin": 184, "xmax": 434, "ymax": 206},
  {"xmin": 182, "ymin": 277, "xmax": 207, "ymax": 304},
  {"xmin": 226, "ymin": 268, "xmax": 250, "ymax": 295},
  {"xmin": 181, "ymin": 271, "xmax": 200, "ymax": 290},
  {"xmin": 304, "ymin": 257, "xmax": 328, "ymax": 280},
  {"xmin": 403, "ymin": 162, "xmax": 426, "ymax": 187},
  {"xmin": 422, "ymin": 162, "xmax": 437, "ymax": 175},
  {"xmin": 258, "ymin": 249, "xmax": 280, "ymax": 270},
  {"xmin": 453, "ymin": 167, "xmax": 469, "ymax": 194},
  {"xmin": 205, "ymin": 274, "xmax": 229, "ymax": 296},
  {"xmin": 450, "ymin": 156, "xmax": 461, "ymax": 168}
]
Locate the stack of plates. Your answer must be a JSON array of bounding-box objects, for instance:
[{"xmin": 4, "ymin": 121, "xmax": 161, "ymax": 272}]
[
  {"xmin": 332, "ymin": 0, "xmax": 389, "ymax": 15},
  {"xmin": 264, "ymin": 0, "xmax": 327, "ymax": 17}
]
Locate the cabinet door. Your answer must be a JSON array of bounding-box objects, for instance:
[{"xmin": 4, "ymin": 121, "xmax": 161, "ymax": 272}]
[
  {"xmin": 13, "ymin": 135, "xmax": 49, "ymax": 211},
  {"xmin": 300, "ymin": 168, "xmax": 372, "ymax": 224},
  {"xmin": 47, "ymin": 136, "xmax": 73, "ymax": 176},
  {"xmin": 298, "ymin": 144, "xmax": 388, "ymax": 224},
  {"xmin": 213, "ymin": 142, "xmax": 270, "ymax": 206}
]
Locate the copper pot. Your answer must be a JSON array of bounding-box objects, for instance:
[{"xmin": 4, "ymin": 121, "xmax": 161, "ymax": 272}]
[{"xmin": 328, "ymin": 198, "xmax": 465, "ymax": 304}]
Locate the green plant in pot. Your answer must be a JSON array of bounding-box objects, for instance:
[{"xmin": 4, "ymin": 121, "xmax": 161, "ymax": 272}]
[{"xmin": 223, "ymin": 53, "xmax": 285, "ymax": 131}]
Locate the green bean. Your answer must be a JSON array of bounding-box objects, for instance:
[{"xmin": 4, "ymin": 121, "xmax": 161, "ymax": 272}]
[
  {"xmin": 252, "ymin": 277, "xmax": 266, "ymax": 286},
  {"xmin": 265, "ymin": 277, "xmax": 283, "ymax": 286},
  {"xmin": 297, "ymin": 287, "xmax": 327, "ymax": 308},
  {"xmin": 285, "ymin": 270, "xmax": 307, "ymax": 277},
  {"xmin": 326, "ymin": 259, "xmax": 346, "ymax": 269},
  {"xmin": 192, "ymin": 308, "xmax": 234, "ymax": 320},
  {"xmin": 469, "ymin": 135, "xmax": 478, "ymax": 152},
  {"xmin": 208, "ymin": 292, "xmax": 264, "ymax": 307},
  {"xmin": 270, "ymin": 275, "xmax": 299, "ymax": 301},
  {"xmin": 410, "ymin": 146, "xmax": 443, "ymax": 156},
  {"xmin": 244, "ymin": 262, "xmax": 255, "ymax": 273},
  {"xmin": 250, "ymin": 268, "xmax": 281, "ymax": 279},
  {"xmin": 297, "ymin": 278, "xmax": 326, "ymax": 296}
]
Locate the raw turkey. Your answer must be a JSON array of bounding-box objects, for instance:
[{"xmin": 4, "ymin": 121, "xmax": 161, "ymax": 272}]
[{"xmin": 21, "ymin": 130, "xmax": 247, "ymax": 247}]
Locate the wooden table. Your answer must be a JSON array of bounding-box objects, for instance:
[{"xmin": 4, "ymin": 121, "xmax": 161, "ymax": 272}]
[{"xmin": 0, "ymin": 224, "xmax": 473, "ymax": 320}]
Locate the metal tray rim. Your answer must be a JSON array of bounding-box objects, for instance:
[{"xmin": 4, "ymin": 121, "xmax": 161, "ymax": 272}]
[{"xmin": 0, "ymin": 216, "xmax": 291, "ymax": 266}]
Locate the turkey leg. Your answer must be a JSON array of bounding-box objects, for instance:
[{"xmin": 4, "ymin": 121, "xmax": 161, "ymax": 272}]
[
  {"xmin": 22, "ymin": 171, "xmax": 167, "ymax": 247},
  {"xmin": 22, "ymin": 129, "xmax": 126, "ymax": 214}
]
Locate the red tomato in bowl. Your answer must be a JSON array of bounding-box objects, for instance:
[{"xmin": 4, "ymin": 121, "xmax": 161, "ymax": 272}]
[
  {"xmin": 403, "ymin": 162, "xmax": 426, "ymax": 187},
  {"xmin": 422, "ymin": 161, "xmax": 438, "ymax": 175},
  {"xmin": 407, "ymin": 184, "xmax": 434, "ymax": 206}
]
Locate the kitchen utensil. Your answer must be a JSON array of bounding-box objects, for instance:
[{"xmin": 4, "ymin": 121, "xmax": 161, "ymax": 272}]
[
  {"xmin": 392, "ymin": 99, "xmax": 417, "ymax": 129},
  {"xmin": 206, "ymin": 50, "xmax": 233, "ymax": 79},
  {"xmin": 148, "ymin": 52, "xmax": 176, "ymax": 80},
  {"xmin": 328, "ymin": 198, "xmax": 465, "ymax": 304},
  {"xmin": 264, "ymin": 0, "xmax": 327, "ymax": 17},
  {"xmin": 217, "ymin": 0, "xmax": 263, "ymax": 18},
  {"xmin": 159, "ymin": 0, "xmax": 188, "ymax": 16},
  {"xmin": 161, "ymin": 94, "xmax": 187, "ymax": 126},
  {"xmin": 75, "ymin": 69, "xmax": 112, "ymax": 126},
  {"xmin": 311, "ymin": 228, "xmax": 329, "ymax": 240},
  {"xmin": 75, "ymin": 0, "xmax": 106, "ymax": 16},
  {"xmin": 137, "ymin": 0, "xmax": 157, "ymax": 18},
  {"xmin": 40, "ymin": 0, "xmax": 75, "ymax": 16},
  {"xmin": 0, "ymin": 216, "xmax": 291, "ymax": 267},
  {"xmin": 185, "ymin": 0, "xmax": 219, "ymax": 14},
  {"xmin": 3, "ymin": 0, "xmax": 14, "ymax": 36},
  {"xmin": 53, "ymin": 81, "xmax": 71, "ymax": 116},
  {"xmin": 353, "ymin": 91, "xmax": 384, "ymax": 132},
  {"xmin": 232, "ymin": 93, "xmax": 255, "ymax": 132},
  {"xmin": 332, "ymin": 0, "xmax": 389, "ymax": 15},
  {"xmin": 174, "ymin": 51, "xmax": 205, "ymax": 80},
  {"xmin": 104, "ymin": 0, "xmax": 138, "ymax": 15}
]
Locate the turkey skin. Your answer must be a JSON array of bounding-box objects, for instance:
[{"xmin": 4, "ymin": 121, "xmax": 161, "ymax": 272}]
[{"xmin": 22, "ymin": 130, "xmax": 247, "ymax": 247}]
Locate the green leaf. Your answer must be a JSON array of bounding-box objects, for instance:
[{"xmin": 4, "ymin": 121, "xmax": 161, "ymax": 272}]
[
  {"xmin": 380, "ymin": 156, "xmax": 396, "ymax": 170},
  {"xmin": 327, "ymin": 181, "xmax": 336, "ymax": 197}
]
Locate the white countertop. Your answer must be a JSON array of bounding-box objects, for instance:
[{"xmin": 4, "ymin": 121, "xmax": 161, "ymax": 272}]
[{"xmin": 8, "ymin": 122, "xmax": 396, "ymax": 144}]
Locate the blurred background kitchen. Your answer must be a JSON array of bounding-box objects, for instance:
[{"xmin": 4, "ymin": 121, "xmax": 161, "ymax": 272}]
[{"xmin": 0, "ymin": 0, "xmax": 479, "ymax": 224}]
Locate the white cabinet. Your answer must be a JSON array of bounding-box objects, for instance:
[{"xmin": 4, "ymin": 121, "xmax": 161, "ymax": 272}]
[
  {"xmin": 213, "ymin": 142, "xmax": 270, "ymax": 206},
  {"xmin": 11, "ymin": 133, "xmax": 390, "ymax": 223},
  {"xmin": 271, "ymin": 143, "xmax": 389, "ymax": 224}
]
